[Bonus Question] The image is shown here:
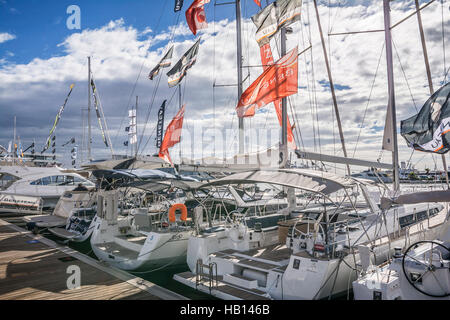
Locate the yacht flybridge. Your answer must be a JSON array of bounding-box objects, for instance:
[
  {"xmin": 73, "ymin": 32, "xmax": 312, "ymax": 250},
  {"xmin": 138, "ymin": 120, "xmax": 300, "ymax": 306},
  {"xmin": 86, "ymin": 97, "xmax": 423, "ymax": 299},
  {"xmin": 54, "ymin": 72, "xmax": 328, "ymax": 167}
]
[{"xmin": 0, "ymin": 165, "xmax": 94, "ymax": 214}]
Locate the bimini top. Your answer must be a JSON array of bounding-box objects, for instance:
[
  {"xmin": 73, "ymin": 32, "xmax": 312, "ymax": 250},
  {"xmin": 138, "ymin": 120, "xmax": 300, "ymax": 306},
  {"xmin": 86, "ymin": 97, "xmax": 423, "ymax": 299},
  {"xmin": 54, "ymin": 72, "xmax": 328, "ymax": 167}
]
[
  {"xmin": 92, "ymin": 168, "xmax": 202, "ymax": 191},
  {"xmin": 200, "ymin": 168, "xmax": 356, "ymax": 195}
]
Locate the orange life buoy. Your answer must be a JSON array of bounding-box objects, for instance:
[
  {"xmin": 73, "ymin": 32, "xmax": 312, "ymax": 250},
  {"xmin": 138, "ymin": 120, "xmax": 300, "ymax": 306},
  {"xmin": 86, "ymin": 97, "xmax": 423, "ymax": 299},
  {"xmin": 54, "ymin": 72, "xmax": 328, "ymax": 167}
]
[{"xmin": 168, "ymin": 203, "xmax": 188, "ymax": 223}]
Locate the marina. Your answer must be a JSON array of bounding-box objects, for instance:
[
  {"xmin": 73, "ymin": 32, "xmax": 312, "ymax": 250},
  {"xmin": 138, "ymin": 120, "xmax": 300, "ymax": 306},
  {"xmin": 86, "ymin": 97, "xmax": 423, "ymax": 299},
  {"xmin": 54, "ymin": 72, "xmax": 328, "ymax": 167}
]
[
  {"xmin": 0, "ymin": 217, "xmax": 187, "ymax": 300},
  {"xmin": 0, "ymin": 0, "xmax": 449, "ymax": 305}
]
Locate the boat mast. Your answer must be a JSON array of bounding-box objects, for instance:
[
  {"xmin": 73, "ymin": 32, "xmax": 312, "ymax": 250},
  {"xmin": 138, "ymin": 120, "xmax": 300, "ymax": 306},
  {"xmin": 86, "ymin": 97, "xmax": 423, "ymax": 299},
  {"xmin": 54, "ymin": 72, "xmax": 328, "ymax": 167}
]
[
  {"xmin": 87, "ymin": 56, "xmax": 92, "ymax": 161},
  {"xmin": 13, "ymin": 116, "xmax": 16, "ymax": 165},
  {"xmin": 383, "ymin": 0, "xmax": 400, "ymax": 191},
  {"xmin": 236, "ymin": 0, "xmax": 244, "ymax": 154},
  {"xmin": 414, "ymin": 0, "xmax": 449, "ymax": 187},
  {"xmin": 135, "ymin": 95, "xmax": 139, "ymax": 158},
  {"xmin": 313, "ymin": 0, "xmax": 350, "ymax": 176},
  {"xmin": 281, "ymin": 27, "xmax": 288, "ymax": 167}
]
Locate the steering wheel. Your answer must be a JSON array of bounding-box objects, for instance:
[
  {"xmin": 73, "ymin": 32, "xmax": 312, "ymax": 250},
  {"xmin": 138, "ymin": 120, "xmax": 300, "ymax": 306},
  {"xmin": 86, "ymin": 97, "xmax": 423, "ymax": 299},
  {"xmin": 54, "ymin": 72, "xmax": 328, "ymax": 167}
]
[
  {"xmin": 402, "ymin": 240, "xmax": 450, "ymax": 298},
  {"xmin": 224, "ymin": 210, "xmax": 248, "ymax": 243}
]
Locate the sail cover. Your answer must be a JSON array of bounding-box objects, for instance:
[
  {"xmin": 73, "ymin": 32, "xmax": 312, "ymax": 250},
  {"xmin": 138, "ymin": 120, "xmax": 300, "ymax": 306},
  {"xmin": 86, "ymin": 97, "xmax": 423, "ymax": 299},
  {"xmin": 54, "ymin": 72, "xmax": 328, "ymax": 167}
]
[
  {"xmin": 380, "ymin": 190, "xmax": 450, "ymax": 210},
  {"xmin": 149, "ymin": 46, "xmax": 174, "ymax": 80},
  {"xmin": 401, "ymin": 82, "xmax": 450, "ymax": 153},
  {"xmin": 167, "ymin": 38, "xmax": 200, "ymax": 87},
  {"xmin": 252, "ymin": 0, "xmax": 302, "ymax": 47}
]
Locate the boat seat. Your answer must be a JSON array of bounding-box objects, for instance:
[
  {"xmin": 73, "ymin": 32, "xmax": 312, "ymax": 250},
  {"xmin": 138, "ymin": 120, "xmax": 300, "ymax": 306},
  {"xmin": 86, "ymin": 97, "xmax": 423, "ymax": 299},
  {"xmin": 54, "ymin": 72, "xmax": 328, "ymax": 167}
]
[
  {"xmin": 48, "ymin": 227, "xmax": 77, "ymax": 240},
  {"xmin": 24, "ymin": 215, "xmax": 67, "ymax": 228}
]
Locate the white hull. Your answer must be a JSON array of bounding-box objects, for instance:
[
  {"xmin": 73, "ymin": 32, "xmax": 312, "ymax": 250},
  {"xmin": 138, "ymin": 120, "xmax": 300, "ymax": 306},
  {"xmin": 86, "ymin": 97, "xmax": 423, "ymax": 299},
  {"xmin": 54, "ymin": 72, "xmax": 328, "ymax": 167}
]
[{"xmin": 91, "ymin": 217, "xmax": 195, "ymax": 272}]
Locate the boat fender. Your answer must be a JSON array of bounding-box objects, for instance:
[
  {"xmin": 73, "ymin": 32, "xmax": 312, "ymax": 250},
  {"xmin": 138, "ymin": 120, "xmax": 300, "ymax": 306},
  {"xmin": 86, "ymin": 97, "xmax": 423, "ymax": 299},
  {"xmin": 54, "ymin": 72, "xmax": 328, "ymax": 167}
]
[{"xmin": 168, "ymin": 203, "xmax": 188, "ymax": 223}]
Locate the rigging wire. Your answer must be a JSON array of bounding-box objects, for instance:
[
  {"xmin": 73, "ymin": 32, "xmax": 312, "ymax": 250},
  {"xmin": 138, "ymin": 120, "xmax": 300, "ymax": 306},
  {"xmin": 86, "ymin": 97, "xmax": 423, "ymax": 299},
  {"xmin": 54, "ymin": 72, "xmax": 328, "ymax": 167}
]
[
  {"xmin": 112, "ymin": 0, "xmax": 170, "ymax": 149},
  {"xmin": 392, "ymin": 38, "xmax": 418, "ymax": 112},
  {"xmin": 137, "ymin": 12, "xmax": 181, "ymax": 156},
  {"xmin": 352, "ymin": 43, "xmax": 385, "ymax": 158}
]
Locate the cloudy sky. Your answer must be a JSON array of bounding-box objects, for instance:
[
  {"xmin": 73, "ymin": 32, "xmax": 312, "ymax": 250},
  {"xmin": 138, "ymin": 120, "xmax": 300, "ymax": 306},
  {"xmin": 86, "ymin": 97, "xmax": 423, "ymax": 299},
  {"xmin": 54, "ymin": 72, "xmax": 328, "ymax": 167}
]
[{"xmin": 0, "ymin": 0, "xmax": 448, "ymax": 173}]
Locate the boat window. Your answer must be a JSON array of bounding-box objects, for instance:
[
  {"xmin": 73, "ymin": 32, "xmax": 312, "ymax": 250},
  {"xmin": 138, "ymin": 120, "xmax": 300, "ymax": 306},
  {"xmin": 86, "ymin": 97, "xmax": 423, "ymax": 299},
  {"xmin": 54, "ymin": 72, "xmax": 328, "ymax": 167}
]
[
  {"xmin": 399, "ymin": 214, "xmax": 415, "ymax": 228},
  {"xmin": 0, "ymin": 173, "xmax": 17, "ymax": 189}
]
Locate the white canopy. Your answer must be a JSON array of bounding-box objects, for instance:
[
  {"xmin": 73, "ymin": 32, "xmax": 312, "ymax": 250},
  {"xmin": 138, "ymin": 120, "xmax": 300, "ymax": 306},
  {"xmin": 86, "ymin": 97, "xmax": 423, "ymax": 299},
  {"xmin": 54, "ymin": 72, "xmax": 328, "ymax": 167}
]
[{"xmin": 200, "ymin": 168, "xmax": 355, "ymax": 195}]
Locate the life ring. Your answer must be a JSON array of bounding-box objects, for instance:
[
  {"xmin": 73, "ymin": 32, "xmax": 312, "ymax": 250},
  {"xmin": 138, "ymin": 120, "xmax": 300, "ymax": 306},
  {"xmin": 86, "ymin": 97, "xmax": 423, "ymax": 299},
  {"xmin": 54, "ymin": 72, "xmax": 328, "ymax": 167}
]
[{"xmin": 168, "ymin": 203, "xmax": 188, "ymax": 223}]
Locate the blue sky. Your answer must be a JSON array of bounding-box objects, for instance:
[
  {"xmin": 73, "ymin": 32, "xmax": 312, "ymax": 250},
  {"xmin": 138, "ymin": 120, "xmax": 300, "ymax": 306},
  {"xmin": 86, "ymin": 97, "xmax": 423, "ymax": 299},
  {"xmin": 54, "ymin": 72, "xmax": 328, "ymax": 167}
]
[
  {"xmin": 0, "ymin": 0, "xmax": 448, "ymax": 171},
  {"xmin": 0, "ymin": 0, "xmax": 261, "ymax": 64}
]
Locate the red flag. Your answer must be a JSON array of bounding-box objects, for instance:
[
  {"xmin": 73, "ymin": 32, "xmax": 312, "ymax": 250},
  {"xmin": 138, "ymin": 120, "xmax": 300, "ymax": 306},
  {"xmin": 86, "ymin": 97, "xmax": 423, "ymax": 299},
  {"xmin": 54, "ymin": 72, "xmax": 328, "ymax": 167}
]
[
  {"xmin": 186, "ymin": 0, "xmax": 210, "ymax": 35},
  {"xmin": 236, "ymin": 46, "xmax": 298, "ymax": 118},
  {"xmin": 254, "ymin": 0, "xmax": 261, "ymax": 6},
  {"xmin": 259, "ymin": 43, "xmax": 297, "ymax": 150},
  {"xmin": 158, "ymin": 105, "xmax": 186, "ymax": 164}
]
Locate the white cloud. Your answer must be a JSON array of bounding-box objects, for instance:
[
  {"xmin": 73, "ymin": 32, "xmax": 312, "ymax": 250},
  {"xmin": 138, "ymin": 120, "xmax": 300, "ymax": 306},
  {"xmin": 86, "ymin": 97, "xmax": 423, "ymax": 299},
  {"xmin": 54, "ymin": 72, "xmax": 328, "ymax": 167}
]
[
  {"xmin": 0, "ymin": 2, "xmax": 448, "ymax": 171},
  {"xmin": 0, "ymin": 32, "xmax": 16, "ymax": 43}
]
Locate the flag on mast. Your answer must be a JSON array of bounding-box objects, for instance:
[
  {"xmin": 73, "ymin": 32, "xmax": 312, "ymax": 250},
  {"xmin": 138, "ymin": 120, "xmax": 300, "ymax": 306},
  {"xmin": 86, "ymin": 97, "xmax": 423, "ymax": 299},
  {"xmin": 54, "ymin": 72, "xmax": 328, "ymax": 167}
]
[
  {"xmin": 149, "ymin": 46, "xmax": 174, "ymax": 80},
  {"xmin": 401, "ymin": 83, "xmax": 450, "ymax": 154},
  {"xmin": 156, "ymin": 100, "xmax": 167, "ymax": 148},
  {"xmin": 259, "ymin": 43, "xmax": 297, "ymax": 150},
  {"xmin": 167, "ymin": 38, "xmax": 201, "ymax": 87},
  {"xmin": 236, "ymin": 46, "xmax": 298, "ymax": 118},
  {"xmin": 186, "ymin": 0, "xmax": 210, "ymax": 35},
  {"xmin": 42, "ymin": 84, "xmax": 75, "ymax": 153},
  {"xmin": 252, "ymin": 0, "xmax": 302, "ymax": 47},
  {"xmin": 158, "ymin": 105, "xmax": 186, "ymax": 164},
  {"xmin": 174, "ymin": 0, "xmax": 184, "ymax": 12}
]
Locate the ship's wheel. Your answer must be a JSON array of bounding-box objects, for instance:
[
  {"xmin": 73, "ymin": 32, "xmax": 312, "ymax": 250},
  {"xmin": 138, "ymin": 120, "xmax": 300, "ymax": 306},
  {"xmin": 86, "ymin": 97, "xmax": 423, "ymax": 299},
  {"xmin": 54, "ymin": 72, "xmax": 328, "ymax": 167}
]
[{"xmin": 402, "ymin": 240, "xmax": 450, "ymax": 298}]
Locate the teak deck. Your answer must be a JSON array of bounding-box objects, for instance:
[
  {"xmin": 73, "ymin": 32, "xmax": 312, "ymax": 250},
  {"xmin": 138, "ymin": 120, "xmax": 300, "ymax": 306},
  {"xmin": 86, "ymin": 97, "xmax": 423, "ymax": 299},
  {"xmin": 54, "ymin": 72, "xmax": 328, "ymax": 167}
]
[{"xmin": 0, "ymin": 219, "xmax": 187, "ymax": 300}]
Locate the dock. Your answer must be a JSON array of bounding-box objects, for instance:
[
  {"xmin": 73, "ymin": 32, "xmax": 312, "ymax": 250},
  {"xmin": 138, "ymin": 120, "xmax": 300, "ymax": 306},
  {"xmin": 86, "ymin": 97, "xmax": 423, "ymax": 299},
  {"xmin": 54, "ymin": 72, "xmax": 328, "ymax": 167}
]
[{"xmin": 0, "ymin": 219, "xmax": 188, "ymax": 300}]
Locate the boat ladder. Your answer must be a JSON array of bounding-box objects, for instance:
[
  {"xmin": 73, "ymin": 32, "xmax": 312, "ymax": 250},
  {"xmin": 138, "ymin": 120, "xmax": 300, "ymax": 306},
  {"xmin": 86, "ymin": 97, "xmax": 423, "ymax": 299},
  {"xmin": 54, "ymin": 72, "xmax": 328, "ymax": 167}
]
[{"xmin": 195, "ymin": 259, "xmax": 218, "ymax": 293}]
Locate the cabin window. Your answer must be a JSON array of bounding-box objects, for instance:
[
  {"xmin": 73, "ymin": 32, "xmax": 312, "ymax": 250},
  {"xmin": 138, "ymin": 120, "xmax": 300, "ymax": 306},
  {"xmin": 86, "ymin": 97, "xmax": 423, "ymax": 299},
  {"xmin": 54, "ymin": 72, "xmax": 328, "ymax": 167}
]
[
  {"xmin": 0, "ymin": 173, "xmax": 17, "ymax": 189},
  {"xmin": 399, "ymin": 214, "xmax": 415, "ymax": 228}
]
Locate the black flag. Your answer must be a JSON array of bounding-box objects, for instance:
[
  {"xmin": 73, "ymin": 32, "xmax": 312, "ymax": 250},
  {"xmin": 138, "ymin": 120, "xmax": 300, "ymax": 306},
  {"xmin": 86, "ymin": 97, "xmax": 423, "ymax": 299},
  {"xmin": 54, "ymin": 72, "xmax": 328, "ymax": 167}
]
[
  {"xmin": 167, "ymin": 38, "xmax": 201, "ymax": 87},
  {"xmin": 401, "ymin": 83, "xmax": 450, "ymax": 154},
  {"xmin": 174, "ymin": 0, "xmax": 184, "ymax": 12},
  {"xmin": 156, "ymin": 100, "xmax": 167, "ymax": 148},
  {"xmin": 124, "ymin": 141, "xmax": 129, "ymax": 146},
  {"xmin": 149, "ymin": 46, "xmax": 174, "ymax": 80}
]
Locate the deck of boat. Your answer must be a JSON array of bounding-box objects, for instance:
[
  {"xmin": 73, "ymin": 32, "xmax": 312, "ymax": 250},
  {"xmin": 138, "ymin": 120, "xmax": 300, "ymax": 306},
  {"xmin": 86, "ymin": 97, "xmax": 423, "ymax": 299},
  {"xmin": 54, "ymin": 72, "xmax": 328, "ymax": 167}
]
[
  {"xmin": 174, "ymin": 271, "xmax": 271, "ymax": 300},
  {"xmin": 0, "ymin": 219, "xmax": 187, "ymax": 300}
]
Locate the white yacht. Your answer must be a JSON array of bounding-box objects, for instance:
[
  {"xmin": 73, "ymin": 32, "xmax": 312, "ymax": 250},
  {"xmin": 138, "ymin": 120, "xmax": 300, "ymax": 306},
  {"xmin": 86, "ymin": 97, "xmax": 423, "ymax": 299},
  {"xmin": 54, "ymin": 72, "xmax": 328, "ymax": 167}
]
[
  {"xmin": 0, "ymin": 165, "xmax": 94, "ymax": 214},
  {"xmin": 89, "ymin": 168, "xmax": 205, "ymax": 272},
  {"xmin": 173, "ymin": 169, "xmax": 449, "ymax": 300},
  {"xmin": 353, "ymin": 213, "xmax": 450, "ymax": 300}
]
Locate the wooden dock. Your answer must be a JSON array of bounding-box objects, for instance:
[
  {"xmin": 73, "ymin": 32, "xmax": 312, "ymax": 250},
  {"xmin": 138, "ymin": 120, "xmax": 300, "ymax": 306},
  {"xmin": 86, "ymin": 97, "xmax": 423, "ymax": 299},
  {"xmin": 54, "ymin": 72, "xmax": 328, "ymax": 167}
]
[{"xmin": 0, "ymin": 219, "xmax": 188, "ymax": 300}]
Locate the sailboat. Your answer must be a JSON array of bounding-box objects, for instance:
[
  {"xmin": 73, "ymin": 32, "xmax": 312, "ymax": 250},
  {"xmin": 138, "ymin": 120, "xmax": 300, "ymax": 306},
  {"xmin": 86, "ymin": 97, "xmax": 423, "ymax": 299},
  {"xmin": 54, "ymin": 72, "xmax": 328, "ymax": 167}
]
[{"xmin": 172, "ymin": 0, "xmax": 450, "ymax": 300}]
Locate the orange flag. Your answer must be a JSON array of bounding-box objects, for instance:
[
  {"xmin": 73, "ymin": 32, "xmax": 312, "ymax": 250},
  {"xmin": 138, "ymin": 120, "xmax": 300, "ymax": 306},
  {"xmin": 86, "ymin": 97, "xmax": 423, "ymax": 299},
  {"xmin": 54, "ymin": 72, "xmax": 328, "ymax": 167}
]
[
  {"xmin": 236, "ymin": 46, "xmax": 298, "ymax": 118},
  {"xmin": 259, "ymin": 43, "xmax": 297, "ymax": 150},
  {"xmin": 186, "ymin": 0, "xmax": 210, "ymax": 35},
  {"xmin": 158, "ymin": 105, "xmax": 186, "ymax": 164}
]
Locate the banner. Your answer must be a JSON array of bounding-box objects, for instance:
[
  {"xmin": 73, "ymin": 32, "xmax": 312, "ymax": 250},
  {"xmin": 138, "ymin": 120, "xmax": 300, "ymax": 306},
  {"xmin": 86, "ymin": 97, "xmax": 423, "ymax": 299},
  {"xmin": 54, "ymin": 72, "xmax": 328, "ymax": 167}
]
[
  {"xmin": 159, "ymin": 105, "xmax": 186, "ymax": 164},
  {"xmin": 259, "ymin": 43, "xmax": 296, "ymax": 150},
  {"xmin": 401, "ymin": 83, "xmax": 450, "ymax": 153},
  {"xmin": 252, "ymin": 0, "xmax": 302, "ymax": 46},
  {"xmin": 91, "ymin": 79, "xmax": 109, "ymax": 147},
  {"xmin": 42, "ymin": 84, "xmax": 74, "ymax": 153},
  {"xmin": 156, "ymin": 100, "xmax": 167, "ymax": 148},
  {"xmin": 167, "ymin": 38, "xmax": 201, "ymax": 87},
  {"xmin": 174, "ymin": 0, "xmax": 184, "ymax": 12},
  {"xmin": 186, "ymin": 0, "xmax": 210, "ymax": 35},
  {"xmin": 236, "ymin": 46, "xmax": 298, "ymax": 118},
  {"xmin": 149, "ymin": 46, "xmax": 174, "ymax": 80}
]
